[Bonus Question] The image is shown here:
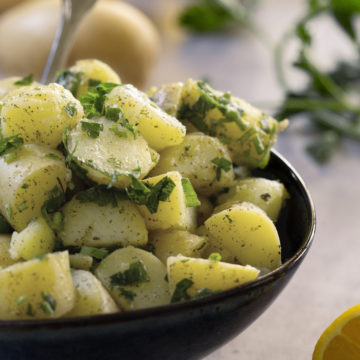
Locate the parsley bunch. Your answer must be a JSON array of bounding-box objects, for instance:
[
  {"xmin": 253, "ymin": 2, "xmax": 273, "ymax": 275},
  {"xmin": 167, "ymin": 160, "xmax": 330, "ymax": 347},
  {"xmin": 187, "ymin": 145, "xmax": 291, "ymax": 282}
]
[{"xmin": 275, "ymin": 0, "xmax": 360, "ymax": 163}]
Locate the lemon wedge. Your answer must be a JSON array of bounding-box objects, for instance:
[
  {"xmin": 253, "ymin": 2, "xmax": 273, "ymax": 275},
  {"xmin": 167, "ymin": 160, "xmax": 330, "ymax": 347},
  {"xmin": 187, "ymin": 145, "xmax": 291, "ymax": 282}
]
[{"xmin": 313, "ymin": 304, "xmax": 360, "ymax": 360}]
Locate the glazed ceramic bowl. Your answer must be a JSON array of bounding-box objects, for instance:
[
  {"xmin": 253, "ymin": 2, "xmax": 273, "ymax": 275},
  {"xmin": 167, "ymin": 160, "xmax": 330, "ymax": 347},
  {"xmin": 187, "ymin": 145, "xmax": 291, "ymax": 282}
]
[{"xmin": 0, "ymin": 150, "xmax": 315, "ymax": 360}]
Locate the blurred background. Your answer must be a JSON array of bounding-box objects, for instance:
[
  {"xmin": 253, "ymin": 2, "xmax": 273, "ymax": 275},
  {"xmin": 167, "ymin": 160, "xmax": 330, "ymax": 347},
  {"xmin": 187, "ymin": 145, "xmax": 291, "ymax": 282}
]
[{"xmin": 0, "ymin": 0, "xmax": 360, "ymax": 358}]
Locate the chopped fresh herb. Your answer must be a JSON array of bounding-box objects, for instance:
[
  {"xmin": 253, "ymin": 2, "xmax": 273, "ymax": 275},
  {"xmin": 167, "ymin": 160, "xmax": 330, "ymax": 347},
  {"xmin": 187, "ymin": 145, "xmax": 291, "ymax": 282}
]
[
  {"xmin": 126, "ymin": 176, "xmax": 176, "ymax": 214},
  {"xmin": 107, "ymin": 157, "xmax": 122, "ymax": 168},
  {"xmin": 209, "ymin": 252, "xmax": 222, "ymax": 262},
  {"xmin": 26, "ymin": 303, "xmax": 35, "ymax": 317},
  {"xmin": 120, "ymin": 118, "xmax": 137, "ymax": 139},
  {"xmin": 110, "ymin": 261, "xmax": 150, "ymax": 287},
  {"xmin": 55, "ymin": 70, "xmax": 82, "ymax": 97},
  {"xmin": 5, "ymin": 204, "xmax": 12, "ymax": 220},
  {"xmin": 41, "ymin": 185, "xmax": 66, "ymax": 231},
  {"xmin": 80, "ymin": 246, "xmax": 109, "ymax": 260},
  {"xmin": 76, "ymin": 185, "xmax": 125, "ymax": 207},
  {"xmin": 181, "ymin": 258, "xmax": 190, "ymax": 263},
  {"xmin": 21, "ymin": 183, "xmax": 29, "ymax": 189},
  {"xmin": 118, "ymin": 287, "xmax": 137, "ymax": 301},
  {"xmin": 211, "ymin": 157, "xmax": 232, "ymax": 180},
  {"xmin": 192, "ymin": 288, "xmax": 220, "ymax": 299},
  {"xmin": 64, "ymin": 102, "xmax": 77, "ymax": 118},
  {"xmin": 81, "ymin": 121, "xmax": 104, "ymax": 138},
  {"xmin": 109, "ymin": 124, "xmax": 128, "ymax": 138},
  {"xmin": 45, "ymin": 153, "xmax": 60, "ymax": 159},
  {"xmin": 16, "ymin": 202, "xmax": 28, "ymax": 212},
  {"xmin": 14, "ymin": 295, "xmax": 28, "ymax": 306},
  {"xmin": 88, "ymin": 78, "xmax": 101, "ymax": 88},
  {"xmin": 40, "ymin": 301, "xmax": 54, "ymax": 314},
  {"xmin": 41, "ymin": 292, "xmax": 57, "ymax": 311},
  {"xmin": 170, "ymin": 278, "xmax": 194, "ymax": 303},
  {"xmin": 3, "ymin": 151, "xmax": 18, "ymax": 164},
  {"xmin": 14, "ymin": 74, "xmax": 33, "ymax": 86},
  {"xmin": 181, "ymin": 178, "xmax": 201, "ymax": 207},
  {"xmin": 225, "ymin": 214, "xmax": 233, "ymax": 223},
  {"xmin": 144, "ymin": 243, "xmax": 155, "ymax": 254},
  {"xmin": 105, "ymin": 107, "xmax": 123, "ymax": 122},
  {"xmin": 0, "ymin": 135, "xmax": 24, "ymax": 156},
  {"xmin": 184, "ymin": 145, "xmax": 191, "ymax": 151}
]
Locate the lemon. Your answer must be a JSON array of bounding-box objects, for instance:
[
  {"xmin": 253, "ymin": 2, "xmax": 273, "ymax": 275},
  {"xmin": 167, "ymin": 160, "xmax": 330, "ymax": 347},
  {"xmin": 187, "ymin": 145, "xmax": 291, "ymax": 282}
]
[{"xmin": 313, "ymin": 304, "xmax": 360, "ymax": 360}]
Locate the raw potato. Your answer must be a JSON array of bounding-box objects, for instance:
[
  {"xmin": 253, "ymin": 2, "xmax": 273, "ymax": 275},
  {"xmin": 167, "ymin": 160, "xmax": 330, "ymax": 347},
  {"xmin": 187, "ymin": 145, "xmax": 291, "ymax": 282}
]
[
  {"xmin": 0, "ymin": 234, "xmax": 18, "ymax": 267},
  {"xmin": 137, "ymin": 171, "xmax": 197, "ymax": 231},
  {"xmin": 204, "ymin": 202, "xmax": 281, "ymax": 270},
  {"xmin": 10, "ymin": 217, "xmax": 55, "ymax": 261},
  {"xmin": 1, "ymin": 83, "xmax": 83, "ymax": 148},
  {"xmin": 216, "ymin": 177, "xmax": 289, "ymax": 221},
  {"xmin": 64, "ymin": 59, "xmax": 121, "ymax": 97},
  {"xmin": 167, "ymin": 255, "xmax": 260, "ymax": 298},
  {"xmin": 60, "ymin": 194, "xmax": 148, "ymax": 248},
  {"xmin": 150, "ymin": 133, "xmax": 234, "ymax": 196},
  {"xmin": 0, "ymin": 251, "xmax": 75, "ymax": 320},
  {"xmin": 105, "ymin": 84, "xmax": 186, "ymax": 151},
  {"xmin": 0, "ymin": 0, "xmax": 160, "ymax": 88},
  {"xmin": 65, "ymin": 117, "xmax": 159, "ymax": 188},
  {"xmin": 0, "ymin": 144, "xmax": 68, "ymax": 231},
  {"xmin": 149, "ymin": 229, "xmax": 207, "ymax": 264},
  {"xmin": 66, "ymin": 269, "xmax": 119, "ymax": 317},
  {"xmin": 95, "ymin": 247, "xmax": 170, "ymax": 311}
]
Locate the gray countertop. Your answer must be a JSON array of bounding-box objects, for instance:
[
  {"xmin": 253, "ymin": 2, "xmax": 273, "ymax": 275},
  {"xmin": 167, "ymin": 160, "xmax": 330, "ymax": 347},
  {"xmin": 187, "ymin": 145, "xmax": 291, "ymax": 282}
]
[{"xmin": 145, "ymin": 0, "xmax": 360, "ymax": 358}]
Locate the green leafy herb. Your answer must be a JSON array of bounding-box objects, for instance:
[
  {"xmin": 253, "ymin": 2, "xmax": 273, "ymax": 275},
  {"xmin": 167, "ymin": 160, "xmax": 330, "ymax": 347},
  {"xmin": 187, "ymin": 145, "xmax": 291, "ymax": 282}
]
[
  {"xmin": 208, "ymin": 252, "xmax": 222, "ymax": 262},
  {"xmin": 144, "ymin": 243, "xmax": 156, "ymax": 254},
  {"xmin": 21, "ymin": 183, "xmax": 29, "ymax": 189},
  {"xmin": 41, "ymin": 292, "xmax": 57, "ymax": 312},
  {"xmin": 225, "ymin": 214, "xmax": 233, "ymax": 223},
  {"xmin": 192, "ymin": 288, "xmax": 220, "ymax": 299},
  {"xmin": 80, "ymin": 246, "xmax": 109, "ymax": 260},
  {"xmin": 14, "ymin": 295, "xmax": 28, "ymax": 306},
  {"xmin": 109, "ymin": 124, "xmax": 128, "ymax": 138},
  {"xmin": 64, "ymin": 102, "xmax": 77, "ymax": 118},
  {"xmin": 16, "ymin": 202, "xmax": 28, "ymax": 212},
  {"xmin": 76, "ymin": 185, "xmax": 125, "ymax": 207},
  {"xmin": 181, "ymin": 178, "xmax": 201, "ymax": 207},
  {"xmin": 105, "ymin": 107, "xmax": 123, "ymax": 122},
  {"xmin": 120, "ymin": 118, "xmax": 136, "ymax": 139},
  {"xmin": 184, "ymin": 145, "xmax": 191, "ymax": 151},
  {"xmin": 107, "ymin": 157, "xmax": 122, "ymax": 168},
  {"xmin": 211, "ymin": 157, "xmax": 232, "ymax": 180},
  {"xmin": 88, "ymin": 78, "xmax": 101, "ymax": 88},
  {"xmin": 110, "ymin": 261, "xmax": 150, "ymax": 287},
  {"xmin": 126, "ymin": 176, "xmax": 176, "ymax": 214},
  {"xmin": 45, "ymin": 153, "xmax": 60, "ymax": 159},
  {"xmin": 3, "ymin": 151, "xmax": 18, "ymax": 164},
  {"xmin": 170, "ymin": 278, "xmax": 194, "ymax": 303},
  {"xmin": 41, "ymin": 185, "xmax": 65, "ymax": 230},
  {"xmin": 118, "ymin": 287, "xmax": 137, "ymax": 301},
  {"xmin": 14, "ymin": 74, "xmax": 33, "ymax": 86},
  {"xmin": 0, "ymin": 135, "xmax": 24, "ymax": 156},
  {"xmin": 81, "ymin": 121, "xmax": 104, "ymax": 138},
  {"xmin": 55, "ymin": 70, "xmax": 82, "ymax": 97}
]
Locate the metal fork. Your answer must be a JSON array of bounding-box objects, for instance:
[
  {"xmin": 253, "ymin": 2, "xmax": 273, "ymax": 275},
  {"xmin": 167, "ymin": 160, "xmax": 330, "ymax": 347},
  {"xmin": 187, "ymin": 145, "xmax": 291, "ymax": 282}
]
[{"xmin": 41, "ymin": 0, "xmax": 97, "ymax": 84}]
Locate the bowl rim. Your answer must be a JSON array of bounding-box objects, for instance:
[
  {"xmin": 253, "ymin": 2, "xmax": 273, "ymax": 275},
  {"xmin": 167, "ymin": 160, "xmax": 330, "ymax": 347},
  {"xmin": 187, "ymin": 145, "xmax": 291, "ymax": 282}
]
[{"xmin": 0, "ymin": 149, "xmax": 316, "ymax": 331}]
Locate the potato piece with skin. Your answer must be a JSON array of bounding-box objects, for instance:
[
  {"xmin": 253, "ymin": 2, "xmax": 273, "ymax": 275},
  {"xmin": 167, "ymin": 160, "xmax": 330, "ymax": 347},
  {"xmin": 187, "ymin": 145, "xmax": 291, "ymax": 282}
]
[
  {"xmin": 0, "ymin": 251, "xmax": 75, "ymax": 320},
  {"xmin": 10, "ymin": 217, "xmax": 55, "ymax": 261},
  {"xmin": 205, "ymin": 202, "xmax": 281, "ymax": 270},
  {"xmin": 65, "ymin": 117, "xmax": 159, "ymax": 188},
  {"xmin": 150, "ymin": 133, "xmax": 234, "ymax": 196},
  {"xmin": 0, "ymin": 234, "xmax": 18, "ymax": 267},
  {"xmin": 0, "ymin": 144, "xmax": 68, "ymax": 231},
  {"xmin": 95, "ymin": 247, "xmax": 170, "ymax": 311},
  {"xmin": 149, "ymin": 230, "xmax": 207, "ymax": 264},
  {"xmin": 137, "ymin": 171, "xmax": 197, "ymax": 232},
  {"xmin": 1, "ymin": 83, "xmax": 83, "ymax": 148},
  {"xmin": 66, "ymin": 269, "xmax": 119, "ymax": 317},
  {"xmin": 105, "ymin": 84, "xmax": 186, "ymax": 151},
  {"xmin": 60, "ymin": 59, "xmax": 121, "ymax": 98},
  {"xmin": 167, "ymin": 255, "xmax": 260, "ymax": 299},
  {"xmin": 216, "ymin": 177, "xmax": 289, "ymax": 221},
  {"xmin": 60, "ymin": 191, "xmax": 148, "ymax": 248}
]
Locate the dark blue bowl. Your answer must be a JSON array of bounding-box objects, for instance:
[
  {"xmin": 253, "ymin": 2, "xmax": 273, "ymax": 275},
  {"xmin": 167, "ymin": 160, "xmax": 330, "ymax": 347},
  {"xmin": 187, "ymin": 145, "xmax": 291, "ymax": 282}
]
[{"xmin": 0, "ymin": 150, "xmax": 315, "ymax": 360}]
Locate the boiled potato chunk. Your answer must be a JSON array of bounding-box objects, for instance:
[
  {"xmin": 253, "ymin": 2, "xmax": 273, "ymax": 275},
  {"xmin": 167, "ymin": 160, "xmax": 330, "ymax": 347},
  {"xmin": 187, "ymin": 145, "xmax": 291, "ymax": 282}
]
[
  {"xmin": 0, "ymin": 251, "xmax": 75, "ymax": 320},
  {"xmin": 65, "ymin": 117, "xmax": 159, "ymax": 188},
  {"xmin": 66, "ymin": 269, "xmax": 119, "ymax": 317},
  {"xmin": 205, "ymin": 202, "xmax": 281, "ymax": 270},
  {"xmin": 0, "ymin": 234, "xmax": 18, "ymax": 267},
  {"xmin": 0, "ymin": 76, "xmax": 38, "ymax": 99},
  {"xmin": 60, "ymin": 192, "xmax": 148, "ymax": 248},
  {"xmin": 150, "ymin": 133, "xmax": 234, "ymax": 196},
  {"xmin": 217, "ymin": 177, "xmax": 289, "ymax": 221},
  {"xmin": 167, "ymin": 255, "xmax": 260, "ymax": 298},
  {"xmin": 149, "ymin": 230, "xmax": 207, "ymax": 264},
  {"xmin": 10, "ymin": 217, "xmax": 55, "ymax": 261},
  {"xmin": 0, "ymin": 144, "xmax": 68, "ymax": 231},
  {"xmin": 149, "ymin": 82, "xmax": 184, "ymax": 116},
  {"xmin": 64, "ymin": 59, "xmax": 121, "ymax": 97},
  {"xmin": 137, "ymin": 171, "xmax": 197, "ymax": 231},
  {"xmin": 105, "ymin": 84, "xmax": 186, "ymax": 151},
  {"xmin": 69, "ymin": 253, "xmax": 93, "ymax": 271},
  {"xmin": 0, "ymin": 83, "xmax": 83, "ymax": 148},
  {"xmin": 95, "ymin": 247, "xmax": 170, "ymax": 311}
]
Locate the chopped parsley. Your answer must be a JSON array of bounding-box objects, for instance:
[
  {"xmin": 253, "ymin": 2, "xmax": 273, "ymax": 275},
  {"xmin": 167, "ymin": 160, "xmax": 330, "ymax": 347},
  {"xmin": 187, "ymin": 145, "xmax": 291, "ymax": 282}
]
[
  {"xmin": 14, "ymin": 295, "xmax": 28, "ymax": 306},
  {"xmin": 110, "ymin": 261, "xmax": 150, "ymax": 287},
  {"xmin": 192, "ymin": 288, "xmax": 220, "ymax": 299},
  {"xmin": 80, "ymin": 246, "xmax": 109, "ymax": 260},
  {"xmin": 126, "ymin": 176, "xmax": 176, "ymax": 214},
  {"xmin": 64, "ymin": 102, "xmax": 77, "ymax": 118},
  {"xmin": 109, "ymin": 124, "xmax": 128, "ymax": 138},
  {"xmin": 55, "ymin": 70, "xmax": 82, "ymax": 97},
  {"xmin": 41, "ymin": 292, "xmax": 57, "ymax": 314},
  {"xmin": 184, "ymin": 145, "xmax": 191, "ymax": 151},
  {"xmin": 170, "ymin": 278, "xmax": 194, "ymax": 303},
  {"xmin": 225, "ymin": 214, "xmax": 233, "ymax": 223},
  {"xmin": 0, "ymin": 135, "xmax": 24, "ymax": 156},
  {"xmin": 14, "ymin": 74, "xmax": 33, "ymax": 86},
  {"xmin": 209, "ymin": 252, "xmax": 222, "ymax": 262},
  {"xmin": 118, "ymin": 287, "xmax": 137, "ymax": 301},
  {"xmin": 21, "ymin": 183, "xmax": 29, "ymax": 189},
  {"xmin": 107, "ymin": 157, "xmax": 122, "ymax": 168},
  {"xmin": 81, "ymin": 121, "xmax": 104, "ymax": 138},
  {"xmin": 105, "ymin": 107, "xmax": 123, "ymax": 122},
  {"xmin": 181, "ymin": 178, "xmax": 200, "ymax": 207},
  {"xmin": 41, "ymin": 185, "xmax": 66, "ymax": 231},
  {"xmin": 211, "ymin": 157, "xmax": 232, "ymax": 180},
  {"xmin": 45, "ymin": 153, "xmax": 60, "ymax": 159},
  {"xmin": 76, "ymin": 185, "xmax": 126, "ymax": 207}
]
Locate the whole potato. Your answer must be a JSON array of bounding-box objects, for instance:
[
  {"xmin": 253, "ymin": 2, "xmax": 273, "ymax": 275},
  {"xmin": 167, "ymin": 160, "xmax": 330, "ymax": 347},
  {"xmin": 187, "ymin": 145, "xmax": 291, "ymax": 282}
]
[{"xmin": 0, "ymin": 0, "xmax": 160, "ymax": 88}]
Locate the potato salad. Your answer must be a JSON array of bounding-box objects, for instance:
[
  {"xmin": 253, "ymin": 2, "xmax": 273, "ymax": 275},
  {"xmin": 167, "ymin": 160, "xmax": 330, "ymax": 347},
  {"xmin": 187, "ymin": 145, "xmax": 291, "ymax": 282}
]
[{"xmin": 0, "ymin": 59, "xmax": 288, "ymax": 319}]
